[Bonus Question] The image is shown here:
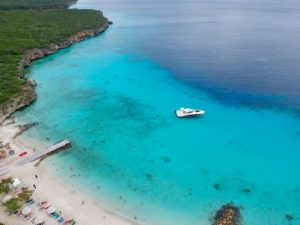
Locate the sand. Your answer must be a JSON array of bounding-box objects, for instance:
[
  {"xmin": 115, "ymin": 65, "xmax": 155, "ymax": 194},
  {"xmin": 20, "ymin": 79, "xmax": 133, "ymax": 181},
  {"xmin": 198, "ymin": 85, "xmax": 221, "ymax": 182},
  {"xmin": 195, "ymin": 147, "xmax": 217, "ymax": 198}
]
[{"xmin": 0, "ymin": 118, "xmax": 137, "ymax": 225}]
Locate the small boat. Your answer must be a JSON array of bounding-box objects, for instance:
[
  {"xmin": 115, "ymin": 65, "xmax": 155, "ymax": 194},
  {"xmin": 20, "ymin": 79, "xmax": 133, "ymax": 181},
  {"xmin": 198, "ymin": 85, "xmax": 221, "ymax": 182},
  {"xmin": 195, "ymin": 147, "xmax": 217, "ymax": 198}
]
[{"xmin": 175, "ymin": 107, "xmax": 205, "ymax": 118}]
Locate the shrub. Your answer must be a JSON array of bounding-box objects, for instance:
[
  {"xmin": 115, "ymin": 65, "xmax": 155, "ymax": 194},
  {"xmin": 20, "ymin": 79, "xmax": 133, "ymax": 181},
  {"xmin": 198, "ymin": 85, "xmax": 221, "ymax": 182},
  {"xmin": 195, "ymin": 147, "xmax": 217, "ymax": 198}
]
[
  {"xmin": 0, "ymin": 178, "xmax": 13, "ymax": 194},
  {"xmin": 18, "ymin": 188, "xmax": 33, "ymax": 202},
  {"xmin": 3, "ymin": 198, "xmax": 21, "ymax": 212},
  {"xmin": 0, "ymin": 9, "xmax": 107, "ymax": 107}
]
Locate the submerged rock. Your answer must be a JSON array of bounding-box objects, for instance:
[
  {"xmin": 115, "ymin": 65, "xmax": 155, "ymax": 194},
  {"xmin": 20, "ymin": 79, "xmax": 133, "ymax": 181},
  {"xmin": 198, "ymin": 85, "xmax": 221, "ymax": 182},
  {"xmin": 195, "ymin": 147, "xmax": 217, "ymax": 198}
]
[
  {"xmin": 241, "ymin": 188, "xmax": 252, "ymax": 195},
  {"xmin": 146, "ymin": 173, "xmax": 153, "ymax": 181},
  {"xmin": 213, "ymin": 183, "xmax": 221, "ymax": 190},
  {"xmin": 15, "ymin": 122, "xmax": 39, "ymax": 137},
  {"xmin": 213, "ymin": 203, "xmax": 241, "ymax": 225},
  {"xmin": 285, "ymin": 214, "xmax": 294, "ymax": 221},
  {"xmin": 160, "ymin": 156, "xmax": 171, "ymax": 163}
]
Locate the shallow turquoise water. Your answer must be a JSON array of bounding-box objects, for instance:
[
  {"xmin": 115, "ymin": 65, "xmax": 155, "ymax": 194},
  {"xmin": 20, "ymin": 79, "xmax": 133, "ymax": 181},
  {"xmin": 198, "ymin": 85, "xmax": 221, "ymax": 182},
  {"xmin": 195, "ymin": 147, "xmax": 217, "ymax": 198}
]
[
  {"xmin": 14, "ymin": 0, "xmax": 300, "ymax": 223},
  {"xmin": 15, "ymin": 32, "xmax": 300, "ymax": 224}
]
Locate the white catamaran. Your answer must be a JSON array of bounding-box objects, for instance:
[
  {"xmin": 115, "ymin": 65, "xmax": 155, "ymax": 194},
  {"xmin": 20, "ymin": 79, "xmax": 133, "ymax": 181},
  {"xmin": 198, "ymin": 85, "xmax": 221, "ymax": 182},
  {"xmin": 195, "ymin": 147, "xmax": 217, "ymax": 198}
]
[{"xmin": 175, "ymin": 107, "xmax": 205, "ymax": 118}]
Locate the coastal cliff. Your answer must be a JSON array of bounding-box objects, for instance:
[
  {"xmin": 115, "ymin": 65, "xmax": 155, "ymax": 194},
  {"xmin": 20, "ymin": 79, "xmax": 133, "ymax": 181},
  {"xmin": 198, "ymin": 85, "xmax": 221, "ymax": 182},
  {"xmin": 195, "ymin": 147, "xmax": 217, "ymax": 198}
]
[{"xmin": 0, "ymin": 21, "xmax": 110, "ymax": 125}]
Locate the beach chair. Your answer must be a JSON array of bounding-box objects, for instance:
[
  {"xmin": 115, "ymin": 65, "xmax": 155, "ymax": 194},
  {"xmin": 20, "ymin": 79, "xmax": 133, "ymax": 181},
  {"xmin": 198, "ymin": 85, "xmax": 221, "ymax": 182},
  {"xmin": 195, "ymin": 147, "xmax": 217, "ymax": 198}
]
[
  {"xmin": 39, "ymin": 204, "xmax": 50, "ymax": 211},
  {"xmin": 57, "ymin": 216, "xmax": 64, "ymax": 223},
  {"xmin": 37, "ymin": 200, "xmax": 47, "ymax": 208},
  {"xmin": 26, "ymin": 199, "xmax": 35, "ymax": 205},
  {"xmin": 51, "ymin": 212, "xmax": 60, "ymax": 219},
  {"xmin": 62, "ymin": 219, "xmax": 73, "ymax": 225},
  {"xmin": 25, "ymin": 214, "xmax": 32, "ymax": 221}
]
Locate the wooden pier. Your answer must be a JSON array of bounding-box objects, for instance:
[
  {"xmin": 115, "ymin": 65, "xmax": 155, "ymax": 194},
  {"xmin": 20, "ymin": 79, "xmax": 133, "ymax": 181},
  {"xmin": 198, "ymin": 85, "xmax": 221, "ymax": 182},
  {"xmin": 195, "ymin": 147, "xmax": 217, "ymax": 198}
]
[{"xmin": 0, "ymin": 139, "xmax": 70, "ymax": 176}]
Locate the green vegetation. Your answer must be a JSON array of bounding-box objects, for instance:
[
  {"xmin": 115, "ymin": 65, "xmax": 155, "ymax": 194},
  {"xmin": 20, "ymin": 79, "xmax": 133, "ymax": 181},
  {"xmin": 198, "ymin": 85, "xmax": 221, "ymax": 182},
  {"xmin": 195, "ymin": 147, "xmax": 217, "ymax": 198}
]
[
  {"xmin": 0, "ymin": 178, "xmax": 12, "ymax": 194},
  {"xmin": 2, "ymin": 188, "xmax": 33, "ymax": 212},
  {"xmin": 0, "ymin": 9, "xmax": 107, "ymax": 107},
  {"xmin": 0, "ymin": 0, "xmax": 75, "ymax": 10},
  {"xmin": 3, "ymin": 198, "xmax": 20, "ymax": 212},
  {"xmin": 18, "ymin": 188, "xmax": 33, "ymax": 201}
]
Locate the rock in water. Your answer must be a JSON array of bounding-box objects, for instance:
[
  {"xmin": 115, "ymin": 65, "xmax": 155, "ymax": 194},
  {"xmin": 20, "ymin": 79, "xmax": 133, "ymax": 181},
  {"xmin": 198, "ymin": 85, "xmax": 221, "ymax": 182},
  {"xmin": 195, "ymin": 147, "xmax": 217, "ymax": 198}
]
[
  {"xmin": 213, "ymin": 203, "xmax": 241, "ymax": 225},
  {"xmin": 15, "ymin": 122, "xmax": 39, "ymax": 137}
]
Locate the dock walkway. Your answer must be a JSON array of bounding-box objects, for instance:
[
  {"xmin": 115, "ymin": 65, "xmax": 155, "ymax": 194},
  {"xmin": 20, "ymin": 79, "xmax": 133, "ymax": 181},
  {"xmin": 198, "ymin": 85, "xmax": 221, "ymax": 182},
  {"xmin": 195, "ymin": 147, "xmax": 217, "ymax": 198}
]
[{"xmin": 0, "ymin": 139, "xmax": 70, "ymax": 176}]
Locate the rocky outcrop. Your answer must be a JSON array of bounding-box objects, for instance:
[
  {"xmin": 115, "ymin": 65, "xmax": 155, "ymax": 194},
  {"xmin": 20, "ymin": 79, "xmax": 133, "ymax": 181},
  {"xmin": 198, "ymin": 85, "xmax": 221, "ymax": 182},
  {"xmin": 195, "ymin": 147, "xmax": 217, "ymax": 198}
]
[
  {"xmin": 0, "ymin": 20, "xmax": 110, "ymax": 125},
  {"xmin": 0, "ymin": 84, "xmax": 36, "ymax": 125},
  {"xmin": 19, "ymin": 24, "xmax": 110, "ymax": 69},
  {"xmin": 213, "ymin": 203, "xmax": 241, "ymax": 225},
  {"xmin": 15, "ymin": 122, "xmax": 39, "ymax": 138}
]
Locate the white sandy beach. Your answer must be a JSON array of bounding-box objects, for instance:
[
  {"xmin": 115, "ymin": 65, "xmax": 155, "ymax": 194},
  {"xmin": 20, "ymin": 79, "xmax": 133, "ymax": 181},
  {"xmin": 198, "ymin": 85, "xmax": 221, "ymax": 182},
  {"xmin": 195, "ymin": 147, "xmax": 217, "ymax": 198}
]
[{"xmin": 0, "ymin": 118, "xmax": 137, "ymax": 225}]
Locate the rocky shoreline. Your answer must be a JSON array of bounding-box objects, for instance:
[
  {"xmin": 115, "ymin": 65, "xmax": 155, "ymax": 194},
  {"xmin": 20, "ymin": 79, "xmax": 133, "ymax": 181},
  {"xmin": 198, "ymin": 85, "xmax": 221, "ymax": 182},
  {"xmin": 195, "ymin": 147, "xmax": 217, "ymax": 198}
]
[{"xmin": 0, "ymin": 20, "xmax": 111, "ymax": 125}]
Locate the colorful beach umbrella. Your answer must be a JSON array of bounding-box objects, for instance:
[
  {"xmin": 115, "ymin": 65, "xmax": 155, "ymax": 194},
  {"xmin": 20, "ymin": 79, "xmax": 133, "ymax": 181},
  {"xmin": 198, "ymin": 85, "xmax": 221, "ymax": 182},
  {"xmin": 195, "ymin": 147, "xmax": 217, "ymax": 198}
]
[
  {"xmin": 47, "ymin": 206, "xmax": 56, "ymax": 214},
  {"xmin": 34, "ymin": 216, "xmax": 44, "ymax": 224},
  {"xmin": 12, "ymin": 178, "xmax": 21, "ymax": 187},
  {"xmin": 22, "ymin": 207, "xmax": 31, "ymax": 215}
]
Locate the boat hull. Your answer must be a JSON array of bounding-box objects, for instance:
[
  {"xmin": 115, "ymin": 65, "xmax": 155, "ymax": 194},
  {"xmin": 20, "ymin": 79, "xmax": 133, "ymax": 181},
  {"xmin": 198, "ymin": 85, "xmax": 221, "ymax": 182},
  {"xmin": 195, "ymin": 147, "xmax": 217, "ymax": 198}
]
[{"xmin": 175, "ymin": 109, "xmax": 205, "ymax": 118}]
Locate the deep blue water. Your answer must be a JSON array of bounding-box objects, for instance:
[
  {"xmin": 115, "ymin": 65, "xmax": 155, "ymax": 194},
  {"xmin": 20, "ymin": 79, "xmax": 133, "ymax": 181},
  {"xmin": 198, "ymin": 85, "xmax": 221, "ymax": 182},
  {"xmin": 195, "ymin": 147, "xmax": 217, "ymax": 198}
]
[
  {"xmin": 74, "ymin": 0, "xmax": 300, "ymax": 111},
  {"xmin": 14, "ymin": 0, "xmax": 300, "ymax": 225}
]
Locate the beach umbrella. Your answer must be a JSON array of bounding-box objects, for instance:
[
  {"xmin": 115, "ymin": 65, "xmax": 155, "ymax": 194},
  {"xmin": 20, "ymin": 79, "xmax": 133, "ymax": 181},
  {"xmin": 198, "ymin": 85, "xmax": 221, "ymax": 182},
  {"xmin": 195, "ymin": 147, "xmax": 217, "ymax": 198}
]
[
  {"xmin": 22, "ymin": 207, "xmax": 31, "ymax": 215},
  {"xmin": 12, "ymin": 178, "xmax": 21, "ymax": 188},
  {"xmin": 47, "ymin": 206, "xmax": 56, "ymax": 214},
  {"xmin": 2, "ymin": 195, "xmax": 12, "ymax": 203},
  {"xmin": 34, "ymin": 217, "xmax": 44, "ymax": 224}
]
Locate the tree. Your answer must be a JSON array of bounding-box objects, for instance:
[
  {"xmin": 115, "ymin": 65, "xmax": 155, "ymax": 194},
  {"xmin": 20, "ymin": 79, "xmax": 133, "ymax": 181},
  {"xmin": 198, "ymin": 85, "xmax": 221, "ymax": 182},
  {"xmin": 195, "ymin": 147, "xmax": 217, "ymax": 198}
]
[
  {"xmin": 0, "ymin": 178, "xmax": 12, "ymax": 194},
  {"xmin": 18, "ymin": 188, "xmax": 33, "ymax": 202},
  {"xmin": 3, "ymin": 198, "xmax": 21, "ymax": 212}
]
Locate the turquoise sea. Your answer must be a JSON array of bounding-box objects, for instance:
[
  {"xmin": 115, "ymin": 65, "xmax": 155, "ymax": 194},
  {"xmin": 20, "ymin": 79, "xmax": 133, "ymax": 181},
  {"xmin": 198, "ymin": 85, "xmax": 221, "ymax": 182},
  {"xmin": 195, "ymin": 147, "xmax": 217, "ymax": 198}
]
[{"xmin": 15, "ymin": 0, "xmax": 300, "ymax": 224}]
